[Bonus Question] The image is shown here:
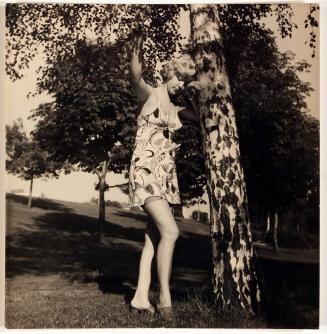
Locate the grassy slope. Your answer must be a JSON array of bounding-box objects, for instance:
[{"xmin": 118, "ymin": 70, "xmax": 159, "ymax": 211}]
[{"xmin": 5, "ymin": 194, "xmax": 318, "ymax": 329}]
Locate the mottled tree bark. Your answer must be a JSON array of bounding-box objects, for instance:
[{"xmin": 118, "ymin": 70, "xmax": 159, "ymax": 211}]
[{"xmin": 190, "ymin": 4, "xmax": 261, "ymax": 313}]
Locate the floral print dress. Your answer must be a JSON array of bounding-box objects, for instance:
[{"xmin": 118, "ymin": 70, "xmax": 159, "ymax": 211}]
[{"xmin": 129, "ymin": 95, "xmax": 182, "ymax": 206}]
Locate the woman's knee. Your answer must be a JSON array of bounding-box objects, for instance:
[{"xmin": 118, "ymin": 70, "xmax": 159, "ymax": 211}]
[
  {"xmin": 143, "ymin": 198, "xmax": 180, "ymax": 241},
  {"xmin": 161, "ymin": 225, "xmax": 180, "ymax": 242}
]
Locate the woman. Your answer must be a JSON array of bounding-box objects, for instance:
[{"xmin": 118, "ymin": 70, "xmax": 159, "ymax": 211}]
[{"xmin": 128, "ymin": 31, "xmax": 200, "ymax": 319}]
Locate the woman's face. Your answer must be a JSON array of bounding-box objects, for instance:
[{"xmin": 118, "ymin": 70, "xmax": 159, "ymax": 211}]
[{"xmin": 167, "ymin": 75, "xmax": 184, "ymax": 96}]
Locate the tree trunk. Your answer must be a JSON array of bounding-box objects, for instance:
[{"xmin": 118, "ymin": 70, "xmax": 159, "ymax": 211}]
[
  {"xmin": 27, "ymin": 176, "xmax": 33, "ymax": 208},
  {"xmin": 273, "ymin": 212, "xmax": 279, "ymax": 253},
  {"xmin": 190, "ymin": 4, "xmax": 261, "ymax": 314},
  {"xmin": 264, "ymin": 212, "xmax": 271, "ymax": 239},
  {"xmin": 197, "ymin": 197, "xmax": 201, "ymax": 221},
  {"xmin": 98, "ymin": 160, "xmax": 108, "ymax": 234}
]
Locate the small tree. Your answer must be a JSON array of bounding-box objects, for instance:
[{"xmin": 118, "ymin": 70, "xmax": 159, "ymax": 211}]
[
  {"xmin": 31, "ymin": 41, "xmax": 138, "ymax": 229},
  {"xmin": 6, "ymin": 119, "xmax": 63, "ymax": 208}
]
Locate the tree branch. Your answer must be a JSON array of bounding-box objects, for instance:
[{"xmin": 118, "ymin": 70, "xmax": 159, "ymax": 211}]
[{"xmin": 108, "ymin": 182, "xmax": 128, "ymax": 189}]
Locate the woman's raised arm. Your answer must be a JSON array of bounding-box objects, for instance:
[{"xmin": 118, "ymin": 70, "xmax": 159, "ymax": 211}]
[
  {"xmin": 129, "ymin": 33, "xmax": 153, "ymax": 102},
  {"xmin": 130, "ymin": 34, "xmax": 143, "ymax": 82}
]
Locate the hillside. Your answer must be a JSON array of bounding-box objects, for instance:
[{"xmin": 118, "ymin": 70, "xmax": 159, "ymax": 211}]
[{"xmin": 5, "ymin": 194, "xmax": 319, "ymax": 328}]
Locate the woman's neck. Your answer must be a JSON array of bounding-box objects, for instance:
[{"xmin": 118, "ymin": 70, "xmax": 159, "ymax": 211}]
[{"xmin": 156, "ymin": 82, "xmax": 176, "ymax": 121}]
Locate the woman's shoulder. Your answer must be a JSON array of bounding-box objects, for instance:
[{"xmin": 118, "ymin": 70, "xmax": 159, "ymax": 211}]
[
  {"xmin": 132, "ymin": 77, "xmax": 155, "ymax": 103},
  {"xmin": 141, "ymin": 85, "xmax": 176, "ymax": 116},
  {"xmin": 139, "ymin": 88, "xmax": 160, "ymax": 117}
]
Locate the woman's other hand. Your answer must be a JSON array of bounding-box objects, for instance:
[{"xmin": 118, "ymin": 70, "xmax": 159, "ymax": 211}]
[
  {"xmin": 185, "ymin": 81, "xmax": 201, "ymax": 113},
  {"xmin": 186, "ymin": 80, "xmax": 202, "ymax": 93},
  {"xmin": 130, "ymin": 20, "xmax": 146, "ymax": 44}
]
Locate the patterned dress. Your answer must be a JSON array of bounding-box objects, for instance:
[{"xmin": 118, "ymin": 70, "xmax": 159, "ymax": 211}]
[{"xmin": 129, "ymin": 93, "xmax": 182, "ymax": 206}]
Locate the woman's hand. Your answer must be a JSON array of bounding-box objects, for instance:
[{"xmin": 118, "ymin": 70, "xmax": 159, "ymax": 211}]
[
  {"xmin": 185, "ymin": 81, "xmax": 202, "ymax": 114},
  {"xmin": 187, "ymin": 81, "xmax": 202, "ymax": 92},
  {"xmin": 130, "ymin": 21, "xmax": 146, "ymax": 46},
  {"xmin": 178, "ymin": 108, "xmax": 200, "ymax": 123}
]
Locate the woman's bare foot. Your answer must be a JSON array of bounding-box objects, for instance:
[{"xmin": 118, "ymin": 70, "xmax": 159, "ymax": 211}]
[{"xmin": 130, "ymin": 296, "xmax": 153, "ymax": 309}]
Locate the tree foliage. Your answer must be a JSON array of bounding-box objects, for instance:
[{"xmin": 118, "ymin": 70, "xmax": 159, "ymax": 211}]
[
  {"xmin": 6, "ymin": 3, "xmax": 319, "ymax": 213},
  {"xmin": 30, "ymin": 40, "xmax": 138, "ymax": 176},
  {"xmin": 6, "ymin": 119, "xmax": 65, "ymax": 207},
  {"xmin": 222, "ymin": 25, "xmax": 317, "ymax": 216},
  {"xmin": 176, "ymin": 7, "xmax": 318, "ymax": 213},
  {"xmin": 6, "ymin": 119, "xmax": 62, "ymax": 181},
  {"xmin": 6, "ymin": 4, "xmax": 184, "ymax": 82},
  {"xmin": 6, "ymin": 4, "xmax": 318, "ymax": 81}
]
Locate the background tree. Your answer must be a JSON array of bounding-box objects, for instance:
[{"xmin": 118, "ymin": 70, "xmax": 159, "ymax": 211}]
[
  {"xmin": 30, "ymin": 40, "xmax": 138, "ymax": 229},
  {"xmin": 222, "ymin": 25, "xmax": 317, "ymax": 251},
  {"xmin": 263, "ymin": 114, "xmax": 319, "ymax": 248},
  {"xmin": 6, "ymin": 119, "xmax": 63, "ymax": 208}
]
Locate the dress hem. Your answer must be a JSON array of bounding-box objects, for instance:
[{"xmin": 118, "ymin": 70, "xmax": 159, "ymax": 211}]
[{"xmin": 129, "ymin": 195, "xmax": 181, "ymax": 207}]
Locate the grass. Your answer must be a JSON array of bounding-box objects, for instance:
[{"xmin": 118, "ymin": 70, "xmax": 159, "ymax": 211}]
[
  {"xmin": 6, "ymin": 274, "xmax": 265, "ymax": 328},
  {"xmin": 5, "ymin": 194, "xmax": 319, "ymax": 329}
]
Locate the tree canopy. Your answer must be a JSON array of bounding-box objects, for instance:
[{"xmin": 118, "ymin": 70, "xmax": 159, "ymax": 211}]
[
  {"xmin": 30, "ymin": 40, "xmax": 138, "ymax": 176},
  {"xmin": 6, "ymin": 3, "xmax": 319, "ymax": 211},
  {"xmin": 223, "ymin": 25, "xmax": 317, "ymax": 215},
  {"xmin": 6, "ymin": 119, "xmax": 66, "ymax": 207},
  {"xmin": 6, "ymin": 4, "xmax": 318, "ymax": 82},
  {"xmin": 6, "ymin": 119, "xmax": 62, "ymax": 180}
]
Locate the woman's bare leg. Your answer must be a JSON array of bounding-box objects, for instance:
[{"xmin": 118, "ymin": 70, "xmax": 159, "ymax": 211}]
[
  {"xmin": 131, "ymin": 197, "xmax": 160, "ymax": 308},
  {"xmin": 143, "ymin": 198, "xmax": 180, "ymax": 307}
]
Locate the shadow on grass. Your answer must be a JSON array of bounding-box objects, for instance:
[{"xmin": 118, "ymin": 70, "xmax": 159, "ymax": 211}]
[
  {"xmin": 6, "ymin": 210, "xmax": 143, "ymax": 278},
  {"xmin": 6, "ymin": 200, "xmax": 212, "ymax": 302},
  {"xmin": 259, "ymin": 259, "xmax": 319, "ymax": 329},
  {"xmin": 6, "ymin": 193, "xmax": 73, "ymax": 213},
  {"xmin": 5, "ymin": 197, "xmax": 319, "ymax": 328}
]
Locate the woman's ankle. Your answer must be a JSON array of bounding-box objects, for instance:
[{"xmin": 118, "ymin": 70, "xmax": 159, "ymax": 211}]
[
  {"xmin": 132, "ymin": 290, "xmax": 150, "ymax": 305},
  {"xmin": 159, "ymin": 292, "xmax": 172, "ymax": 306}
]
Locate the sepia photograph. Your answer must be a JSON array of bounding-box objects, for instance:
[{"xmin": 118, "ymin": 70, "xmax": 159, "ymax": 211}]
[{"xmin": 3, "ymin": 2, "xmax": 320, "ymax": 330}]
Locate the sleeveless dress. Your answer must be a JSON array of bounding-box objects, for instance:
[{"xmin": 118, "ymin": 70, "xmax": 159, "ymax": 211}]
[{"xmin": 129, "ymin": 90, "xmax": 183, "ymax": 207}]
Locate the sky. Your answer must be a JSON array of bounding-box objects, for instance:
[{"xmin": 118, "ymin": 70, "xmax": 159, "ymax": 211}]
[{"xmin": 4, "ymin": 3, "xmax": 320, "ymax": 218}]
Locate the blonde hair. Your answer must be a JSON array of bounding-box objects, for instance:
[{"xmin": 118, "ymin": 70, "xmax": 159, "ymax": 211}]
[{"xmin": 161, "ymin": 54, "xmax": 196, "ymax": 83}]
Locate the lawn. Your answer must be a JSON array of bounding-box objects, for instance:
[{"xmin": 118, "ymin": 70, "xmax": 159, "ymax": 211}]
[{"xmin": 5, "ymin": 194, "xmax": 319, "ymax": 328}]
